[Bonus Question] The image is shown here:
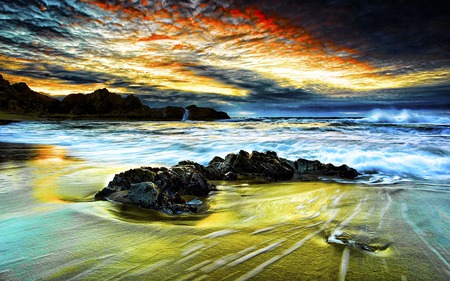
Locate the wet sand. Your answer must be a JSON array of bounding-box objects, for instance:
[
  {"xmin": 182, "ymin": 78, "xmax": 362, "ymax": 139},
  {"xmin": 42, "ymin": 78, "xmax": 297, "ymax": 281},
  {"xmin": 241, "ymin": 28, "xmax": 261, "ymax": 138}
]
[{"xmin": 0, "ymin": 144, "xmax": 449, "ymax": 280}]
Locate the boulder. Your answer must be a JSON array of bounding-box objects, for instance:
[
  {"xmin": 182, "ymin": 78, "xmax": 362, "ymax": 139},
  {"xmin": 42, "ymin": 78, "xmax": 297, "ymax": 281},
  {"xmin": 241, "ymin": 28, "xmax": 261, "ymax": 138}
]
[
  {"xmin": 206, "ymin": 150, "xmax": 294, "ymax": 181},
  {"xmin": 94, "ymin": 162, "xmax": 216, "ymax": 214},
  {"xmin": 127, "ymin": 182, "xmax": 169, "ymax": 209},
  {"xmin": 293, "ymin": 158, "xmax": 358, "ymax": 179}
]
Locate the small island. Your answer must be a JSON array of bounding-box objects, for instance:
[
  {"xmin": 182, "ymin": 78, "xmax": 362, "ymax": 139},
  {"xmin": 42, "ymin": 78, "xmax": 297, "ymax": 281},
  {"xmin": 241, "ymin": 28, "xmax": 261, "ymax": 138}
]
[{"xmin": 0, "ymin": 74, "xmax": 230, "ymax": 121}]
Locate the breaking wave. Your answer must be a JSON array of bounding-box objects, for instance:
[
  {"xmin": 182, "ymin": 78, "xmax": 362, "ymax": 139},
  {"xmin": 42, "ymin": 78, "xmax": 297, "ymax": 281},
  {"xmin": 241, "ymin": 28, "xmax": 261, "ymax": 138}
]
[
  {"xmin": 1, "ymin": 117, "xmax": 449, "ymax": 184},
  {"xmin": 363, "ymin": 109, "xmax": 450, "ymax": 124}
]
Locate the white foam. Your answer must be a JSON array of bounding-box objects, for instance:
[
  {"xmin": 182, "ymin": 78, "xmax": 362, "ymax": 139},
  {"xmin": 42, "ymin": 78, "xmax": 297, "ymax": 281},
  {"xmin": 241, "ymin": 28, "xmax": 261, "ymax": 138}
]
[
  {"xmin": 327, "ymin": 229, "xmax": 345, "ymax": 244},
  {"xmin": 1, "ymin": 118, "xmax": 448, "ymax": 182},
  {"xmin": 363, "ymin": 109, "xmax": 450, "ymax": 124}
]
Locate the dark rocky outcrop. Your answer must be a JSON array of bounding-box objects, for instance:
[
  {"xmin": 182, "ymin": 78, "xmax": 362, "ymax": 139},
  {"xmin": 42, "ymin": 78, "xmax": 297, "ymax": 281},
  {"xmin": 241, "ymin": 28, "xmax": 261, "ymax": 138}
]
[
  {"xmin": 205, "ymin": 150, "xmax": 294, "ymax": 181},
  {"xmin": 60, "ymin": 89, "xmax": 155, "ymax": 117},
  {"xmin": 293, "ymin": 158, "xmax": 359, "ymax": 179},
  {"xmin": 149, "ymin": 106, "xmax": 185, "ymax": 121},
  {"xmin": 0, "ymin": 74, "xmax": 60, "ymax": 114},
  {"xmin": 0, "ymin": 74, "xmax": 230, "ymax": 121},
  {"xmin": 185, "ymin": 104, "xmax": 230, "ymax": 121},
  {"xmin": 95, "ymin": 150, "xmax": 359, "ymax": 214},
  {"xmin": 95, "ymin": 163, "xmax": 216, "ymax": 214}
]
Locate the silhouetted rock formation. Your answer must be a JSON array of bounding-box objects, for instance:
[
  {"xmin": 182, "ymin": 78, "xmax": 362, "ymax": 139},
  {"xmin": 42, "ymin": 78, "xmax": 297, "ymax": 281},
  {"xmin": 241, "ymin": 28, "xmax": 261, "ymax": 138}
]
[
  {"xmin": 0, "ymin": 74, "xmax": 60, "ymax": 114},
  {"xmin": 185, "ymin": 105, "xmax": 230, "ymax": 121},
  {"xmin": 95, "ymin": 150, "xmax": 359, "ymax": 214},
  {"xmin": 150, "ymin": 106, "xmax": 186, "ymax": 121},
  {"xmin": 0, "ymin": 74, "xmax": 230, "ymax": 121},
  {"xmin": 60, "ymin": 88, "xmax": 155, "ymax": 118}
]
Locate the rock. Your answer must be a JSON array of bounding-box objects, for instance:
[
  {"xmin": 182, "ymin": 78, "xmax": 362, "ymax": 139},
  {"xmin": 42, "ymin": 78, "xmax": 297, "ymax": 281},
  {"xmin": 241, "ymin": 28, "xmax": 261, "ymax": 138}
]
[
  {"xmin": 327, "ymin": 230, "xmax": 391, "ymax": 252},
  {"xmin": 160, "ymin": 106, "xmax": 185, "ymax": 120},
  {"xmin": 60, "ymin": 88, "xmax": 157, "ymax": 118},
  {"xmin": 293, "ymin": 158, "xmax": 359, "ymax": 179},
  {"xmin": 185, "ymin": 104, "xmax": 230, "ymax": 120},
  {"xmin": 95, "ymin": 161, "xmax": 216, "ymax": 214},
  {"xmin": 0, "ymin": 76, "xmax": 60, "ymax": 114},
  {"xmin": 206, "ymin": 150, "xmax": 294, "ymax": 181},
  {"xmin": 127, "ymin": 182, "xmax": 169, "ymax": 209}
]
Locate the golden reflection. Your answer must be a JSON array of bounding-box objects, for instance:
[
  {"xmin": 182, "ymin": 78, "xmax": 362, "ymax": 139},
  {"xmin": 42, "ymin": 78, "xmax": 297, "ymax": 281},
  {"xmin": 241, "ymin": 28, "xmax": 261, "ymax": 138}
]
[
  {"xmin": 30, "ymin": 145, "xmax": 74, "ymax": 203},
  {"xmin": 28, "ymin": 145, "xmax": 129, "ymax": 204}
]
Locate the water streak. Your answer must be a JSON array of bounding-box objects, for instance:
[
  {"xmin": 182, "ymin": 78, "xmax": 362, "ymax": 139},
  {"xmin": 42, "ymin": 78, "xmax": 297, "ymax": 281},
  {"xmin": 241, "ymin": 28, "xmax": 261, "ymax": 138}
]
[
  {"xmin": 401, "ymin": 203, "xmax": 450, "ymax": 270},
  {"xmin": 339, "ymin": 247, "xmax": 350, "ymax": 281},
  {"xmin": 182, "ymin": 109, "xmax": 190, "ymax": 121}
]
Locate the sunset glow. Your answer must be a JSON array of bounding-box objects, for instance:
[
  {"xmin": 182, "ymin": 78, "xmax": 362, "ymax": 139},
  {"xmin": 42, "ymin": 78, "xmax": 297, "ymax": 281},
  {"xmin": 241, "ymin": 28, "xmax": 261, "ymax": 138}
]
[{"xmin": 1, "ymin": 0, "xmax": 449, "ymax": 114}]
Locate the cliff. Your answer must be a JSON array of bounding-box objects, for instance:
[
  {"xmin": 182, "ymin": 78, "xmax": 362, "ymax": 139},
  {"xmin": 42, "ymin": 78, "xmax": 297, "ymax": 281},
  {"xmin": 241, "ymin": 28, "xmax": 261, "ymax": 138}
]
[
  {"xmin": 0, "ymin": 75, "xmax": 60, "ymax": 114},
  {"xmin": 0, "ymin": 74, "xmax": 230, "ymax": 121}
]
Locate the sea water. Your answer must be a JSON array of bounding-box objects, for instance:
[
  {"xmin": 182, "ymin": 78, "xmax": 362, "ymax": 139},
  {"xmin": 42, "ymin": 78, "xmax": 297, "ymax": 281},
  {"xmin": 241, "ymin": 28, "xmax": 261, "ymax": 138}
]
[{"xmin": 0, "ymin": 109, "xmax": 449, "ymax": 280}]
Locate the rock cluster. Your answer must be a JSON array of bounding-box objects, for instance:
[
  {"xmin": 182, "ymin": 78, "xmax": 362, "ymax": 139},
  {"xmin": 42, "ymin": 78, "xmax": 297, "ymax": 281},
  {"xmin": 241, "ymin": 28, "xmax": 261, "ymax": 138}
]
[
  {"xmin": 95, "ymin": 164, "xmax": 216, "ymax": 214},
  {"xmin": 205, "ymin": 150, "xmax": 294, "ymax": 181},
  {"xmin": 95, "ymin": 150, "xmax": 359, "ymax": 214},
  {"xmin": 0, "ymin": 74, "xmax": 230, "ymax": 121}
]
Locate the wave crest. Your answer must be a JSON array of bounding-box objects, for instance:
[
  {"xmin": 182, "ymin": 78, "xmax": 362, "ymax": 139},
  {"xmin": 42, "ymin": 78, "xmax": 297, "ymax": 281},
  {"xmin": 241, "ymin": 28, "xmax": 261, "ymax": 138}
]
[{"xmin": 363, "ymin": 109, "xmax": 449, "ymax": 124}]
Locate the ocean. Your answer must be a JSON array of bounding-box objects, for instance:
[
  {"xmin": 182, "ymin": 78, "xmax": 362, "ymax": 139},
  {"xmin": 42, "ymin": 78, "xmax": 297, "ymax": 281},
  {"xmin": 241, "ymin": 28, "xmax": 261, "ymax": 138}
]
[{"xmin": 0, "ymin": 109, "xmax": 449, "ymax": 280}]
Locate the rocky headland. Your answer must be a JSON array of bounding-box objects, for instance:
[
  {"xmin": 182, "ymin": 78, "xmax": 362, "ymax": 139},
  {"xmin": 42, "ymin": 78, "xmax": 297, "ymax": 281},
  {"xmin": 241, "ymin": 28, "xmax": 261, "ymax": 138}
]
[
  {"xmin": 0, "ymin": 74, "xmax": 229, "ymax": 121},
  {"xmin": 95, "ymin": 150, "xmax": 359, "ymax": 214}
]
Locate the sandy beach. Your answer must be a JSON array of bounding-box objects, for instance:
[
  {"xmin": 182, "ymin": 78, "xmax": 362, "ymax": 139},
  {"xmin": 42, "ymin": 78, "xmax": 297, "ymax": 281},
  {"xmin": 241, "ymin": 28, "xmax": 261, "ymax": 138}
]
[{"xmin": 1, "ymin": 141, "xmax": 448, "ymax": 280}]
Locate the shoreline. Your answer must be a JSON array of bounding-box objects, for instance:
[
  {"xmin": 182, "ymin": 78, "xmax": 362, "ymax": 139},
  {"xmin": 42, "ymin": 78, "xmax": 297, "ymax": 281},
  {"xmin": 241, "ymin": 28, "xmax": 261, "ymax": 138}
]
[
  {"xmin": 1, "ymin": 157, "xmax": 448, "ymax": 280},
  {"xmin": 0, "ymin": 110, "xmax": 232, "ymax": 123}
]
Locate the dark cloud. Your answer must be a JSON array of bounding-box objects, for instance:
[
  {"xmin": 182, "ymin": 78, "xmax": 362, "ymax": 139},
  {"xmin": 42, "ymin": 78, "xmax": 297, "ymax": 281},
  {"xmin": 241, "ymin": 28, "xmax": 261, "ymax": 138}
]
[
  {"xmin": 186, "ymin": 65, "xmax": 315, "ymax": 102},
  {"xmin": 1, "ymin": 62, "xmax": 125, "ymax": 85},
  {"xmin": 243, "ymin": 0, "xmax": 449, "ymax": 57},
  {"xmin": 126, "ymin": 66, "xmax": 332, "ymax": 114},
  {"xmin": 134, "ymin": 76, "xmax": 450, "ymax": 116}
]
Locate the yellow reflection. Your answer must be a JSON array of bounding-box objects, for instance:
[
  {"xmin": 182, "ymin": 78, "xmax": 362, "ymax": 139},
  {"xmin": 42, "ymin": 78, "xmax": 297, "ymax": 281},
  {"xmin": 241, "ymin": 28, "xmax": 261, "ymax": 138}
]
[
  {"xmin": 28, "ymin": 145, "xmax": 135, "ymax": 204},
  {"xmin": 30, "ymin": 145, "xmax": 74, "ymax": 203}
]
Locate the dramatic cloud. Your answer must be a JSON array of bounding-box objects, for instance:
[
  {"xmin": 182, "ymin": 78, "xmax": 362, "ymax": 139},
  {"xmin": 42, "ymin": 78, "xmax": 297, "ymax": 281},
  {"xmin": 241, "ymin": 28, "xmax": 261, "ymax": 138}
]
[{"xmin": 0, "ymin": 0, "xmax": 449, "ymax": 115}]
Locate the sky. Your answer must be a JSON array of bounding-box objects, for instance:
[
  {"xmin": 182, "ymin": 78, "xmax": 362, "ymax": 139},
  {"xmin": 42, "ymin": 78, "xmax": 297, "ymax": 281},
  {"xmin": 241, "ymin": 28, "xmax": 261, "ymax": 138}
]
[{"xmin": 0, "ymin": 0, "xmax": 449, "ymax": 116}]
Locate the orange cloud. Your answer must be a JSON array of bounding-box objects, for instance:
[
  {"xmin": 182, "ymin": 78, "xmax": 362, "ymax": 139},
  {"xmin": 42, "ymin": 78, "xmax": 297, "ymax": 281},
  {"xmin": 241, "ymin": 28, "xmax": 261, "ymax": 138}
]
[
  {"xmin": 137, "ymin": 34, "xmax": 172, "ymax": 42},
  {"xmin": 88, "ymin": 0, "xmax": 145, "ymax": 19},
  {"xmin": 5, "ymin": 0, "xmax": 442, "ymax": 99}
]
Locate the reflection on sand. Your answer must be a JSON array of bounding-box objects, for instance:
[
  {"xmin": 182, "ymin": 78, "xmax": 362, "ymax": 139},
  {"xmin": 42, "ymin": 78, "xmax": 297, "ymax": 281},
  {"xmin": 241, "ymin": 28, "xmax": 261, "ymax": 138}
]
[{"xmin": 0, "ymin": 145, "xmax": 448, "ymax": 280}]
